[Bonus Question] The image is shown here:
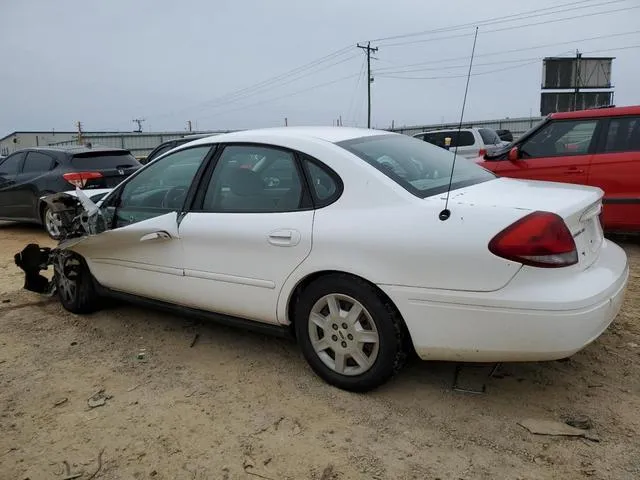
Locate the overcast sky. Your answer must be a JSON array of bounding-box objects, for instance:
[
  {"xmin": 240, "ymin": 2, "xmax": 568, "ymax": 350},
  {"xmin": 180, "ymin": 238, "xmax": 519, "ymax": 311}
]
[{"xmin": 1, "ymin": 0, "xmax": 639, "ymax": 136}]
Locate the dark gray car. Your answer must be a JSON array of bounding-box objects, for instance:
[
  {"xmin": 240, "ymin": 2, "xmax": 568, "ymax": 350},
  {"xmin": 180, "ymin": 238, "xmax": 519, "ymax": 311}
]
[{"xmin": 0, "ymin": 145, "xmax": 140, "ymax": 237}]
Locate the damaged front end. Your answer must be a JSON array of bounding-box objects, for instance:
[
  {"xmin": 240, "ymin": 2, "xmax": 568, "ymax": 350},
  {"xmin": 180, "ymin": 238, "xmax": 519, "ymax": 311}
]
[{"xmin": 14, "ymin": 188, "xmax": 112, "ymax": 294}]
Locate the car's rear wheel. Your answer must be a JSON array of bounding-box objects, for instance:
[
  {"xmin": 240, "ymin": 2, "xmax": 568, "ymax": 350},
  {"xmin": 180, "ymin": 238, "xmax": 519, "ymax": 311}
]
[
  {"xmin": 43, "ymin": 205, "xmax": 61, "ymax": 240},
  {"xmin": 54, "ymin": 251, "xmax": 100, "ymax": 314},
  {"xmin": 294, "ymin": 274, "xmax": 408, "ymax": 392}
]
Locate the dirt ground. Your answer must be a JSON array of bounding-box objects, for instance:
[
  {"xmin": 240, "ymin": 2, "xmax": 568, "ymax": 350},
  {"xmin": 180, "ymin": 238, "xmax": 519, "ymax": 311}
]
[{"xmin": 1, "ymin": 223, "xmax": 639, "ymax": 480}]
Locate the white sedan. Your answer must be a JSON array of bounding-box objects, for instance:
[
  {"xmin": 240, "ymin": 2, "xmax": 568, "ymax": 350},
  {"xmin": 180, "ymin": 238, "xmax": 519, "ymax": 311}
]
[{"xmin": 16, "ymin": 127, "xmax": 629, "ymax": 392}]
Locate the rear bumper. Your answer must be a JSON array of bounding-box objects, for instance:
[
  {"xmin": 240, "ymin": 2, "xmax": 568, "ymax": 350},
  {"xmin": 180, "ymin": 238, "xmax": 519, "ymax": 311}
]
[{"xmin": 380, "ymin": 240, "xmax": 629, "ymax": 362}]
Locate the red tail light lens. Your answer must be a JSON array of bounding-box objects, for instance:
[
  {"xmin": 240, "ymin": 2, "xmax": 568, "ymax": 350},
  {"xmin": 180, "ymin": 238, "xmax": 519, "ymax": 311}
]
[
  {"xmin": 478, "ymin": 148, "xmax": 487, "ymax": 157},
  {"xmin": 488, "ymin": 211, "xmax": 578, "ymax": 268},
  {"xmin": 63, "ymin": 171, "xmax": 103, "ymax": 188}
]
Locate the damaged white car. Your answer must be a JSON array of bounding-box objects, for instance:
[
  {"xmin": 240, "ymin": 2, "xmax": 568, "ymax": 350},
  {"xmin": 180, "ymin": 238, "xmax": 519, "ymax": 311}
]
[{"xmin": 15, "ymin": 127, "xmax": 629, "ymax": 392}]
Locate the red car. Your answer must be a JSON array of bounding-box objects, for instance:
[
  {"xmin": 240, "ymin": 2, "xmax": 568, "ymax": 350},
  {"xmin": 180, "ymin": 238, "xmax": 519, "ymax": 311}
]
[{"xmin": 478, "ymin": 105, "xmax": 640, "ymax": 233}]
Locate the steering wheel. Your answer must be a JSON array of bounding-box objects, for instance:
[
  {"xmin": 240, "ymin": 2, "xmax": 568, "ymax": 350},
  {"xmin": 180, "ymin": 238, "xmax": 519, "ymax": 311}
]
[{"xmin": 160, "ymin": 186, "xmax": 188, "ymax": 209}]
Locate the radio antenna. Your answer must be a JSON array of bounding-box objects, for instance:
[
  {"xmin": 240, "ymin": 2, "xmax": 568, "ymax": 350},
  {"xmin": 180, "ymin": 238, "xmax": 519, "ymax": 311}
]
[{"xmin": 439, "ymin": 26, "xmax": 479, "ymax": 222}]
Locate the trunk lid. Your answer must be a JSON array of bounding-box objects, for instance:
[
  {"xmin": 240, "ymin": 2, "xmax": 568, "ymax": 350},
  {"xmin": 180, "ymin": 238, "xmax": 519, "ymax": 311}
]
[{"xmin": 440, "ymin": 177, "xmax": 605, "ymax": 268}]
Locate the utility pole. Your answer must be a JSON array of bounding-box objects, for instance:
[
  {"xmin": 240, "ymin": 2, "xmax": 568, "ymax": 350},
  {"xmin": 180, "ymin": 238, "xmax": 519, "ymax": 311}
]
[
  {"xmin": 357, "ymin": 42, "xmax": 378, "ymax": 128},
  {"xmin": 573, "ymin": 50, "xmax": 582, "ymax": 111},
  {"xmin": 187, "ymin": 120, "xmax": 192, "ymax": 132},
  {"xmin": 284, "ymin": 117, "xmax": 288, "ymax": 127},
  {"xmin": 132, "ymin": 118, "xmax": 145, "ymax": 133},
  {"xmin": 76, "ymin": 121, "xmax": 83, "ymax": 145}
]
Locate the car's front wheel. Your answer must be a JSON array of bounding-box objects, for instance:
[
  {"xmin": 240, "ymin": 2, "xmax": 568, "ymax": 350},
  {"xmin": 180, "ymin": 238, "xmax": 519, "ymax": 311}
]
[
  {"xmin": 294, "ymin": 274, "xmax": 408, "ymax": 392},
  {"xmin": 54, "ymin": 251, "xmax": 100, "ymax": 314}
]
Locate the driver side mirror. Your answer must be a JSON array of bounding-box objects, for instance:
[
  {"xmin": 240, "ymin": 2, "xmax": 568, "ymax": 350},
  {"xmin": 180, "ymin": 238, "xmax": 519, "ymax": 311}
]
[{"xmin": 507, "ymin": 146, "xmax": 520, "ymax": 162}]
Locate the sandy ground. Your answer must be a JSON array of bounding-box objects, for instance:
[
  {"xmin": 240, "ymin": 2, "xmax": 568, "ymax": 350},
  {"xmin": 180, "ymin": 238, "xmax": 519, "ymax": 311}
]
[{"xmin": 1, "ymin": 223, "xmax": 639, "ymax": 480}]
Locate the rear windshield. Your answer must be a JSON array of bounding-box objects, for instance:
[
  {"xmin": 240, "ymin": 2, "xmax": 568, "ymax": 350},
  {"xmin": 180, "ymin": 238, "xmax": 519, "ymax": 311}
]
[
  {"xmin": 71, "ymin": 151, "xmax": 140, "ymax": 169},
  {"xmin": 479, "ymin": 128, "xmax": 501, "ymax": 145},
  {"xmin": 422, "ymin": 130, "xmax": 475, "ymax": 148},
  {"xmin": 337, "ymin": 134, "xmax": 495, "ymax": 198}
]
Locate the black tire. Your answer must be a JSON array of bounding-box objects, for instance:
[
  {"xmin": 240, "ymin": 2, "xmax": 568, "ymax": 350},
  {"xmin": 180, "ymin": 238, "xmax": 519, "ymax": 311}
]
[
  {"xmin": 54, "ymin": 251, "xmax": 100, "ymax": 314},
  {"xmin": 294, "ymin": 274, "xmax": 408, "ymax": 392}
]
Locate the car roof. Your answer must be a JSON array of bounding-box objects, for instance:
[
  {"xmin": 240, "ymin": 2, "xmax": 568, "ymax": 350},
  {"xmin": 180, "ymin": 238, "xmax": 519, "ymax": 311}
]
[
  {"xmin": 186, "ymin": 126, "xmax": 392, "ymax": 146},
  {"xmin": 550, "ymin": 105, "xmax": 640, "ymax": 120}
]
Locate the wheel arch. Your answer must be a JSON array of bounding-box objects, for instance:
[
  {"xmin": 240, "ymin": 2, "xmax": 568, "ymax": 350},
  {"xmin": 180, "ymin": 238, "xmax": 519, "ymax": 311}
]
[{"xmin": 285, "ymin": 269, "xmax": 412, "ymax": 347}]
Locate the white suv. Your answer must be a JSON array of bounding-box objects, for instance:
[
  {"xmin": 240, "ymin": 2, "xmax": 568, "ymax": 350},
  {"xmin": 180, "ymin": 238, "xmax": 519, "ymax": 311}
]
[{"xmin": 413, "ymin": 127, "xmax": 508, "ymax": 160}]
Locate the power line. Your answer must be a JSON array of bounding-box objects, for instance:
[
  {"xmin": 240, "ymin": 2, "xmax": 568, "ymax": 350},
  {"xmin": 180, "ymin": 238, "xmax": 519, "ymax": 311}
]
[
  {"xmin": 377, "ymin": 41, "xmax": 640, "ymax": 81},
  {"xmin": 370, "ymin": 0, "xmax": 628, "ymax": 43},
  {"xmin": 379, "ymin": 2, "xmax": 640, "ymax": 48},
  {"xmin": 194, "ymin": 73, "xmax": 360, "ymax": 123},
  {"xmin": 375, "ymin": 29, "xmax": 640, "ymax": 71},
  {"xmin": 147, "ymin": 45, "xmax": 353, "ymax": 119}
]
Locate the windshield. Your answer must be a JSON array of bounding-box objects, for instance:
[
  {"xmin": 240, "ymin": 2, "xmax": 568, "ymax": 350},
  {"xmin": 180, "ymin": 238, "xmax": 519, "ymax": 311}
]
[{"xmin": 337, "ymin": 134, "xmax": 495, "ymax": 198}]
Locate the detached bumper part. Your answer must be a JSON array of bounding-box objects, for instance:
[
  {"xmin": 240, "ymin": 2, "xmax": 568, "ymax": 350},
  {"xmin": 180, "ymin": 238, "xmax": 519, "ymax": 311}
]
[{"xmin": 14, "ymin": 244, "xmax": 55, "ymax": 294}]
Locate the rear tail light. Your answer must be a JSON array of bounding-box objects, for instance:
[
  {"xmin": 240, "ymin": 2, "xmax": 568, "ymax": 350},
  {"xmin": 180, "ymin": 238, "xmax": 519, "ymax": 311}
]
[
  {"xmin": 63, "ymin": 171, "xmax": 103, "ymax": 188},
  {"xmin": 478, "ymin": 148, "xmax": 487, "ymax": 157},
  {"xmin": 488, "ymin": 211, "xmax": 578, "ymax": 268}
]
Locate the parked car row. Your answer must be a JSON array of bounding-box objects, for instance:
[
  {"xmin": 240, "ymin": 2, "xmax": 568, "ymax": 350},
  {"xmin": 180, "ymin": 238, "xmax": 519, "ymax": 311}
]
[{"xmin": 412, "ymin": 127, "xmax": 509, "ymax": 160}]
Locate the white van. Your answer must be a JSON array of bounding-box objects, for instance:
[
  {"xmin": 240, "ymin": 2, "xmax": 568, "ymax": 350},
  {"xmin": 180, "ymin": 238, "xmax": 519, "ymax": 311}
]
[{"xmin": 413, "ymin": 127, "xmax": 508, "ymax": 160}]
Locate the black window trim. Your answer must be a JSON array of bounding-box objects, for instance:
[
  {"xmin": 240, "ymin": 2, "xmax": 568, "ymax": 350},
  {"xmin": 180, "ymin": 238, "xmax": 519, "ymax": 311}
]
[
  {"xmin": 298, "ymin": 152, "xmax": 344, "ymax": 209},
  {"xmin": 103, "ymin": 144, "xmax": 218, "ymax": 228},
  {"xmin": 189, "ymin": 142, "xmax": 316, "ymax": 214},
  {"xmin": 519, "ymin": 118, "xmax": 604, "ymax": 159},
  {"xmin": 22, "ymin": 151, "xmax": 56, "ymax": 174}
]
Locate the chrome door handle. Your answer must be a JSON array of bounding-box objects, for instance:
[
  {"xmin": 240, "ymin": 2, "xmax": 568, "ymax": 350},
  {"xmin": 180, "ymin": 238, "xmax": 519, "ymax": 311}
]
[{"xmin": 140, "ymin": 231, "xmax": 172, "ymax": 242}]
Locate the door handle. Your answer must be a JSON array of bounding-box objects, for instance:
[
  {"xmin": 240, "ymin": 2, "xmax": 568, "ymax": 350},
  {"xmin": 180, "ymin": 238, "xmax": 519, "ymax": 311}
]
[
  {"xmin": 268, "ymin": 229, "xmax": 301, "ymax": 247},
  {"xmin": 565, "ymin": 166, "xmax": 585, "ymax": 174},
  {"xmin": 140, "ymin": 231, "xmax": 172, "ymax": 242}
]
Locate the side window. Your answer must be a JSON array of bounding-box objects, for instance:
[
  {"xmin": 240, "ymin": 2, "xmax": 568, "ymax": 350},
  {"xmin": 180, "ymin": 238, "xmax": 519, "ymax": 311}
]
[
  {"xmin": 604, "ymin": 117, "xmax": 640, "ymax": 153},
  {"xmin": 424, "ymin": 131, "xmax": 475, "ymax": 149},
  {"xmin": 303, "ymin": 157, "xmax": 342, "ymax": 206},
  {"xmin": 202, "ymin": 145, "xmax": 304, "ymax": 213},
  {"xmin": 0, "ymin": 152, "xmax": 25, "ymax": 176},
  {"xmin": 114, "ymin": 145, "xmax": 211, "ymax": 227},
  {"xmin": 521, "ymin": 120, "xmax": 597, "ymax": 158},
  {"xmin": 23, "ymin": 152, "xmax": 54, "ymax": 174}
]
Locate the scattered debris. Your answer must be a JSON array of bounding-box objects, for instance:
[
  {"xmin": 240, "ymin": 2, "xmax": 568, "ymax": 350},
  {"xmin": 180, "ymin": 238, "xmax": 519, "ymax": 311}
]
[
  {"xmin": 53, "ymin": 398, "xmax": 68, "ymax": 407},
  {"xmin": 627, "ymin": 342, "xmax": 639, "ymax": 348},
  {"xmin": 87, "ymin": 389, "xmax": 112, "ymax": 409},
  {"xmin": 452, "ymin": 363, "xmax": 501, "ymax": 394},
  {"xmin": 2, "ymin": 299, "xmax": 10, "ymax": 303},
  {"xmin": 518, "ymin": 419, "xmax": 599, "ymax": 441},
  {"xmin": 126, "ymin": 384, "xmax": 141, "ymax": 392},
  {"xmin": 86, "ymin": 448, "xmax": 105, "ymax": 480},
  {"xmin": 587, "ymin": 383, "xmax": 604, "ymax": 388},
  {"xmin": 61, "ymin": 459, "xmax": 82, "ymax": 480},
  {"xmin": 243, "ymin": 456, "xmax": 274, "ymax": 480},
  {"xmin": 70, "ymin": 341, "xmax": 78, "ymax": 347},
  {"xmin": 190, "ymin": 333, "xmax": 200, "ymax": 348},
  {"xmin": 564, "ymin": 415, "xmax": 593, "ymax": 430},
  {"xmin": 137, "ymin": 347, "xmax": 147, "ymax": 362}
]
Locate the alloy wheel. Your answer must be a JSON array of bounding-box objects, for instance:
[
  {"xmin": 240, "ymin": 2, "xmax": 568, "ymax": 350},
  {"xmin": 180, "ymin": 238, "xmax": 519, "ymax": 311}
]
[{"xmin": 307, "ymin": 293, "xmax": 380, "ymax": 376}]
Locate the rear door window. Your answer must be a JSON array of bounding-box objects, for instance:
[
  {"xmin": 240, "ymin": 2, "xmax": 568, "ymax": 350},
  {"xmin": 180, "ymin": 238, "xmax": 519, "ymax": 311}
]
[
  {"xmin": 23, "ymin": 152, "xmax": 54, "ymax": 173},
  {"xmin": 71, "ymin": 151, "xmax": 140, "ymax": 169},
  {"xmin": 604, "ymin": 116, "xmax": 640, "ymax": 153},
  {"xmin": 423, "ymin": 131, "xmax": 475, "ymax": 148}
]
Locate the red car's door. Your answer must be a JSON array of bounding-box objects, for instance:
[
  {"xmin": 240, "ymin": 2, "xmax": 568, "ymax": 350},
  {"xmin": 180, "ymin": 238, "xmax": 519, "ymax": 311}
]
[
  {"xmin": 490, "ymin": 118, "xmax": 599, "ymax": 185},
  {"xmin": 588, "ymin": 116, "xmax": 640, "ymax": 232}
]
